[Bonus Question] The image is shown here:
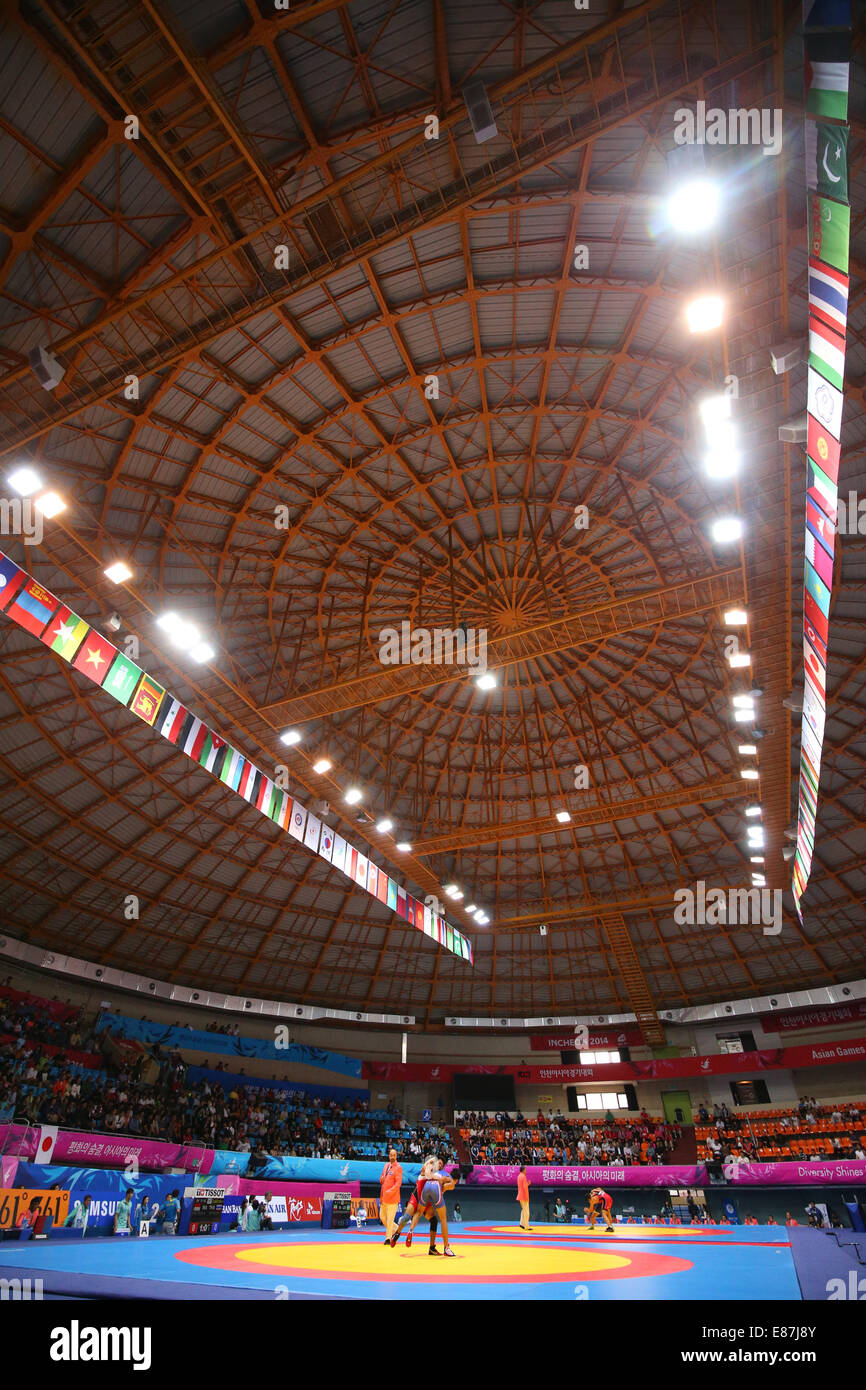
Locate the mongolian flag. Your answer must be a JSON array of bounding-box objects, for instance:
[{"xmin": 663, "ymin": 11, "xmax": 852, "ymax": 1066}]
[{"xmin": 6, "ymin": 577, "xmax": 60, "ymax": 637}]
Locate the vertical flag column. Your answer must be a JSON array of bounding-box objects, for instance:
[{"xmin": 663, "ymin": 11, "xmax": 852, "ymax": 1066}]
[{"xmin": 793, "ymin": 0, "xmax": 852, "ymax": 919}]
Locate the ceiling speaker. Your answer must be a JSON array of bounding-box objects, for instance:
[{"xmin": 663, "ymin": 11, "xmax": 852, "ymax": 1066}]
[
  {"xmin": 28, "ymin": 345, "xmax": 65, "ymax": 391},
  {"xmin": 463, "ymin": 79, "xmax": 497, "ymax": 143}
]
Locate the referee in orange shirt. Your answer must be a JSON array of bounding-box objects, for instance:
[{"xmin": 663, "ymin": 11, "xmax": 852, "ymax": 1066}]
[
  {"xmin": 517, "ymin": 1165, "xmax": 532, "ymax": 1231},
  {"xmin": 379, "ymin": 1148, "xmax": 403, "ymax": 1244}
]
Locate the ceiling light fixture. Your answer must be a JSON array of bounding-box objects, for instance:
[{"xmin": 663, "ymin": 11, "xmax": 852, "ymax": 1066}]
[
  {"xmin": 686, "ymin": 293, "xmax": 724, "ymax": 333},
  {"xmin": 104, "ymin": 561, "xmax": 132, "ymax": 584},
  {"xmin": 280, "ymin": 729, "xmax": 301, "ymax": 746},
  {"xmin": 555, "ymin": 810, "xmax": 571, "ymax": 823},
  {"xmin": 8, "ymin": 466, "xmax": 42, "ymax": 496},
  {"xmin": 344, "ymin": 787, "xmax": 362, "ymax": 805},
  {"xmin": 724, "ymin": 608, "xmax": 748, "ymax": 625},
  {"xmin": 376, "ymin": 818, "xmax": 393, "ymax": 834},
  {"xmin": 710, "ymin": 516, "xmax": 743, "ymax": 544},
  {"xmin": 313, "ymin": 758, "xmax": 332, "ymax": 774},
  {"xmin": 34, "ymin": 491, "xmax": 66, "ymax": 518}
]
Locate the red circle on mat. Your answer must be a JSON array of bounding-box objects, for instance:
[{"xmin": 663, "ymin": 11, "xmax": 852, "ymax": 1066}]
[{"xmin": 174, "ymin": 1239, "xmax": 692, "ymax": 1284}]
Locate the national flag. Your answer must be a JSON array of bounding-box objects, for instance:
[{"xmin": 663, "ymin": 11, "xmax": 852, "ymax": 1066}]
[
  {"xmin": 807, "ymin": 369, "xmax": 843, "ymax": 441},
  {"xmin": 805, "ymin": 636, "xmax": 827, "ymax": 700},
  {"xmin": 804, "ymin": 557, "xmax": 831, "ymax": 617},
  {"xmin": 220, "ymin": 747, "xmax": 244, "ymax": 792},
  {"xmin": 347, "ymin": 846, "xmax": 358, "ymax": 880},
  {"xmin": 269, "ymin": 788, "xmax": 289, "ymax": 829},
  {"xmin": 803, "ymin": 679, "xmax": 826, "ymax": 743},
  {"xmin": 809, "ymin": 314, "xmax": 845, "ymax": 391},
  {"xmin": 6, "ymin": 577, "xmax": 60, "ymax": 637},
  {"xmin": 102, "ymin": 651, "xmax": 142, "ymax": 706},
  {"xmin": 199, "ymin": 730, "xmax": 226, "ymax": 773},
  {"xmin": 376, "ymin": 870, "xmax": 389, "ymax": 904},
  {"xmin": 288, "ymin": 800, "xmax": 307, "ymax": 840},
  {"xmin": 801, "ymin": 716, "xmax": 823, "ymax": 773},
  {"xmin": 405, "ymin": 894, "xmax": 416, "ymax": 927},
  {"xmin": 806, "ymin": 457, "xmax": 838, "ymax": 522},
  {"xmin": 801, "ymin": 729, "xmax": 822, "ymax": 789},
  {"xmin": 304, "ymin": 813, "xmax": 321, "ymax": 851},
  {"xmin": 332, "ymin": 835, "xmax": 347, "ymax": 873},
  {"xmin": 804, "ymin": 589, "xmax": 829, "ymax": 648},
  {"xmin": 446, "ymin": 925, "xmax": 456, "ymax": 953},
  {"xmin": 159, "ymin": 698, "xmax": 189, "ymax": 744},
  {"xmin": 414, "ymin": 899, "xmax": 424, "ymax": 929},
  {"xmin": 255, "ymin": 776, "xmax": 274, "ymax": 815},
  {"xmin": 808, "ymin": 257, "xmax": 849, "ymax": 334},
  {"xmin": 809, "ymin": 194, "xmax": 850, "ymax": 273},
  {"xmin": 807, "ymin": 413, "xmax": 841, "ymax": 485},
  {"xmin": 804, "ymin": 613, "xmax": 827, "ymax": 666},
  {"xmin": 238, "ymin": 760, "xmax": 261, "ymax": 802},
  {"xmin": 804, "ymin": 661, "xmax": 826, "ymax": 716},
  {"xmin": 36, "ymin": 1124, "xmax": 59, "ymax": 1164},
  {"xmin": 355, "ymin": 852, "xmax": 368, "ymax": 887},
  {"xmin": 366, "ymin": 861, "xmax": 378, "ymax": 896},
  {"xmin": 422, "ymin": 904, "xmax": 433, "ymax": 935},
  {"xmin": 386, "ymin": 877, "xmax": 397, "ymax": 910},
  {"xmin": 319, "ymin": 827, "xmax": 334, "ymax": 863},
  {"xmin": 180, "ymin": 718, "xmax": 207, "ymax": 764},
  {"xmin": 396, "ymin": 886, "xmax": 407, "ymax": 919},
  {"xmin": 0, "ymin": 554, "xmax": 25, "ymax": 610},
  {"xmin": 805, "ymin": 120, "xmax": 848, "ymax": 199},
  {"xmin": 805, "ymin": 529, "xmax": 834, "ymax": 590},
  {"xmin": 803, "ymin": 0, "xmax": 851, "ymax": 29},
  {"xmin": 806, "ymin": 498, "xmax": 835, "ymax": 559},
  {"xmin": 129, "ymin": 673, "xmax": 165, "ymax": 726},
  {"xmin": 40, "ymin": 606, "xmax": 89, "ymax": 662}
]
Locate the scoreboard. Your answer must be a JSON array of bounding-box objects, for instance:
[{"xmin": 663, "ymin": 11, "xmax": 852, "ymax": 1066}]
[{"xmin": 183, "ymin": 1187, "xmax": 225, "ymax": 1235}]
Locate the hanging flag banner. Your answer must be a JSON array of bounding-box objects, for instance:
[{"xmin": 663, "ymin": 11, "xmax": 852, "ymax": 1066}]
[
  {"xmin": 793, "ymin": 0, "xmax": 851, "ymax": 923},
  {"xmin": 0, "ymin": 551, "xmax": 473, "ymax": 965}
]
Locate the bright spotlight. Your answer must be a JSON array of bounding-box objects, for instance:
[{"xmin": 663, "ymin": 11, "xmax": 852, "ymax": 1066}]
[
  {"xmin": 710, "ymin": 517, "xmax": 743, "ymax": 544},
  {"xmin": 280, "ymin": 729, "xmax": 301, "ymax": 746},
  {"xmin": 344, "ymin": 787, "xmax": 362, "ymax": 805},
  {"xmin": 476, "ymin": 672, "xmax": 497, "ymax": 691},
  {"xmin": 34, "ymin": 491, "xmax": 66, "ymax": 518},
  {"xmin": 104, "ymin": 561, "xmax": 132, "ymax": 584},
  {"xmin": 376, "ymin": 818, "xmax": 393, "ymax": 834},
  {"xmin": 313, "ymin": 758, "xmax": 332, "ymax": 774},
  {"xmin": 667, "ymin": 178, "xmax": 720, "ymax": 233},
  {"xmin": 686, "ymin": 294, "xmax": 724, "ymax": 333},
  {"xmin": 8, "ymin": 467, "xmax": 42, "ymax": 496},
  {"xmin": 724, "ymin": 609, "xmax": 748, "ymax": 626}
]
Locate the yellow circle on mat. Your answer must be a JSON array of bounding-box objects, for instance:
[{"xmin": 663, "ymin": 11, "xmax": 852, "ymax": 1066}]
[{"xmin": 234, "ymin": 1241, "xmax": 630, "ymax": 1279}]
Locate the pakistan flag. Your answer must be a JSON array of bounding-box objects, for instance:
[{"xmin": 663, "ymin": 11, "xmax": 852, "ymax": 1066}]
[{"xmin": 805, "ymin": 121, "xmax": 848, "ymax": 201}]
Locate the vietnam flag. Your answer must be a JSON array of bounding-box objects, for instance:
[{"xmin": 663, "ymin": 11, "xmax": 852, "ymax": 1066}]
[
  {"xmin": 73, "ymin": 630, "xmax": 118, "ymax": 685},
  {"xmin": 376, "ymin": 870, "xmax": 389, "ymax": 904},
  {"xmin": 6, "ymin": 577, "xmax": 61, "ymax": 636}
]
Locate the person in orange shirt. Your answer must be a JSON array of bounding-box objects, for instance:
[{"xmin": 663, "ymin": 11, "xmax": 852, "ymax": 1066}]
[
  {"xmin": 379, "ymin": 1148, "xmax": 403, "ymax": 1245},
  {"xmin": 516, "ymin": 1166, "xmax": 532, "ymax": 1231}
]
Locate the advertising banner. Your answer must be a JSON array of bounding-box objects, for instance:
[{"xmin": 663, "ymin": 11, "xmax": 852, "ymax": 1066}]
[
  {"xmin": 14, "ymin": 1163, "xmax": 200, "ymax": 1231},
  {"xmin": 185, "ymin": 1066, "xmax": 367, "ymax": 1104},
  {"xmin": 207, "ymin": 1149, "xmax": 250, "ymax": 1177},
  {"xmin": 31, "ymin": 1128, "xmax": 213, "ymax": 1174},
  {"xmin": 727, "ymin": 1160, "xmax": 866, "ymax": 1187},
  {"xmin": 366, "ymin": 1036, "xmax": 866, "ymax": 1084},
  {"xmin": 0, "ymin": 1186, "xmax": 69, "ymax": 1229},
  {"xmin": 763, "ymin": 1001, "xmax": 866, "ymax": 1033},
  {"xmin": 529, "ymin": 1027, "xmax": 644, "ymax": 1051},
  {"xmin": 463, "ymin": 1164, "xmax": 702, "ymax": 1188},
  {"xmin": 0, "ymin": 985, "xmax": 78, "ymax": 1021},
  {"xmin": 254, "ymin": 1154, "xmax": 424, "ymax": 1185}
]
